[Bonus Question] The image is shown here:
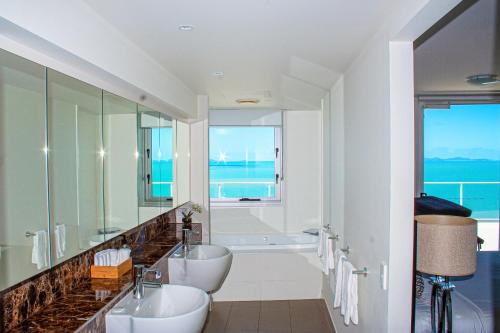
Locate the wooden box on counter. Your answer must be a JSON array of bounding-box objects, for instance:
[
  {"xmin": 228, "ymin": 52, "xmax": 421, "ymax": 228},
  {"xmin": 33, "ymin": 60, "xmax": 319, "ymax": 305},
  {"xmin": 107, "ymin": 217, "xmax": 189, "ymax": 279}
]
[{"xmin": 90, "ymin": 257, "xmax": 132, "ymax": 279}]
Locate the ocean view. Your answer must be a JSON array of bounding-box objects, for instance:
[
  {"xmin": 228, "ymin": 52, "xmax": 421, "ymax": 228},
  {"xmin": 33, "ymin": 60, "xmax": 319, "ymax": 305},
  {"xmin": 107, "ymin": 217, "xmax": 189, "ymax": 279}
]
[
  {"xmin": 424, "ymin": 159, "xmax": 499, "ymax": 219},
  {"xmin": 209, "ymin": 161, "xmax": 276, "ymax": 198},
  {"xmin": 151, "ymin": 160, "xmax": 173, "ymax": 197}
]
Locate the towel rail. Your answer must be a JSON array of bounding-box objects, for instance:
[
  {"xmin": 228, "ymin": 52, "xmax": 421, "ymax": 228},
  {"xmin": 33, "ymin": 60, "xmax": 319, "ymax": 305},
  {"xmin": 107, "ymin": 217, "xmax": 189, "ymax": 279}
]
[
  {"xmin": 353, "ymin": 267, "xmax": 369, "ymax": 276},
  {"xmin": 25, "ymin": 231, "xmax": 36, "ymax": 238},
  {"xmin": 323, "ymin": 224, "xmax": 340, "ymax": 241}
]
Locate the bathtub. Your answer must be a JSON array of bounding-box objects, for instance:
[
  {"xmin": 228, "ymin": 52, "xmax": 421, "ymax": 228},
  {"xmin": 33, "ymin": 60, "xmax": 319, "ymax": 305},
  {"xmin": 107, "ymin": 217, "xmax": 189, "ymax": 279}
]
[
  {"xmin": 211, "ymin": 233, "xmax": 318, "ymax": 253},
  {"xmin": 210, "ymin": 232, "xmax": 322, "ymax": 301}
]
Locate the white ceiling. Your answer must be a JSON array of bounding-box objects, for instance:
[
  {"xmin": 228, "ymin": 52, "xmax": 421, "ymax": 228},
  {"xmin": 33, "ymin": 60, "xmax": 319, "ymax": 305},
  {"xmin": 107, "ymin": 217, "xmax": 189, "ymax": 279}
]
[
  {"xmin": 83, "ymin": 0, "xmax": 396, "ymax": 110},
  {"xmin": 414, "ymin": 0, "xmax": 500, "ymax": 93}
]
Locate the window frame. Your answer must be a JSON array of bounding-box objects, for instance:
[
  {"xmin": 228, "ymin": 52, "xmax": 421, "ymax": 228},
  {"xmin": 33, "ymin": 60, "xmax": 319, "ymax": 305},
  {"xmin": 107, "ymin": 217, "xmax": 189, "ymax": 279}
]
[
  {"xmin": 209, "ymin": 125, "xmax": 283, "ymax": 206},
  {"xmin": 138, "ymin": 127, "xmax": 174, "ymax": 206},
  {"xmin": 415, "ymin": 93, "xmax": 500, "ymax": 194}
]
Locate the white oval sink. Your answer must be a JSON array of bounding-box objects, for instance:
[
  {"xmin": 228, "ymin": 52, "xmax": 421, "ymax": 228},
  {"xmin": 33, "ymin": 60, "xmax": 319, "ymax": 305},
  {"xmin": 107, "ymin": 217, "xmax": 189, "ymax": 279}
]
[
  {"xmin": 106, "ymin": 284, "xmax": 209, "ymax": 333},
  {"xmin": 168, "ymin": 245, "xmax": 233, "ymax": 293}
]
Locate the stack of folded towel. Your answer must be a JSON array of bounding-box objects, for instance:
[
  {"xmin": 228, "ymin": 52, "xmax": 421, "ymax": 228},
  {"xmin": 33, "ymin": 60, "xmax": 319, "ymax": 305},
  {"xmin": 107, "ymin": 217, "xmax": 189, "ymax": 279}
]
[
  {"xmin": 317, "ymin": 226, "xmax": 335, "ymax": 275},
  {"xmin": 333, "ymin": 249, "xmax": 359, "ymax": 326},
  {"xmin": 94, "ymin": 247, "xmax": 131, "ymax": 266}
]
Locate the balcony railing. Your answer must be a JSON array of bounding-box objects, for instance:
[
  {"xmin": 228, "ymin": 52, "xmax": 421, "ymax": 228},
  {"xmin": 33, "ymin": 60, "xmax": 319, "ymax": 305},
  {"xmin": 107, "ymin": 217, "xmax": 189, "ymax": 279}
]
[
  {"xmin": 210, "ymin": 181, "xmax": 274, "ymax": 198},
  {"xmin": 424, "ymin": 181, "xmax": 500, "ymax": 206}
]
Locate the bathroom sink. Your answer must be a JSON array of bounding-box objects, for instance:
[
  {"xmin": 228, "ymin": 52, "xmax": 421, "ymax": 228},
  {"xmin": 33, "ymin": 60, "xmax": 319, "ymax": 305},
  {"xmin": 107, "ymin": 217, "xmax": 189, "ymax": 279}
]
[
  {"xmin": 168, "ymin": 244, "xmax": 233, "ymax": 293},
  {"xmin": 106, "ymin": 284, "xmax": 209, "ymax": 333}
]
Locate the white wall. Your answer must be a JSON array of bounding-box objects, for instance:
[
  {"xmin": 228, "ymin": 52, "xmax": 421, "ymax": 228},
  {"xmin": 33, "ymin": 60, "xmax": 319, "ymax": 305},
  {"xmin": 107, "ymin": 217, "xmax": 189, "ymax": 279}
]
[
  {"xmin": 190, "ymin": 96, "xmax": 210, "ymax": 241},
  {"xmin": 0, "ymin": 1, "xmax": 196, "ymax": 119},
  {"xmin": 211, "ymin": 110, "xmax": 322, "ymax": 236},
  {"xmin": 210, "ymin": 110, "xmax": 322, "ymax": 301},
  {"xmin": 321, "ymin": 1, "xmax": 463, "ymax": 332}
]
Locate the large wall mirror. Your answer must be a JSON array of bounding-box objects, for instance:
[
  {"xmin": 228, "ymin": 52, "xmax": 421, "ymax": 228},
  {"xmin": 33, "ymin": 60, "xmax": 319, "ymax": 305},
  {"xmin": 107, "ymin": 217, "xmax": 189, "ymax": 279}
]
[
  {"xmin": 0, "ymin": 48, "xmax": 191, "ymax": 291},
  {"xmin": 103, "ymin": 93, "xmax": 138, "ymax": 241},
  {"xmin": 0, "ymin": 49, "xmax": 49, "ymax": 290},
  {"xmin": 47, "ymin": 69, "xmax": 105, "ymax": 264}
]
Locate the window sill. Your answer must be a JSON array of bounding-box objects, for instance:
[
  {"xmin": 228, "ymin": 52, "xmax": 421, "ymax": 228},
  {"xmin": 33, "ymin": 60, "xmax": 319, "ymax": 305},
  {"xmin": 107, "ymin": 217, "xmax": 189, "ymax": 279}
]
[{"xmin": 210, "ymin": 200, "xmax": 283, "ymax": 208}]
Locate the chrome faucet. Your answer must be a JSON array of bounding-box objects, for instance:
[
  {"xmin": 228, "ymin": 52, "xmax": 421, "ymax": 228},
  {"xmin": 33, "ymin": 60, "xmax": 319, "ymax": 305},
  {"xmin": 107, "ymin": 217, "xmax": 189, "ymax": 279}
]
[
  {"xmin": 182, "ymin": 229, "xmax": 200, "ymax": 253},
  {"xmin": 133, "ymin": 264, "xmax": 162, "ymax": 300}
]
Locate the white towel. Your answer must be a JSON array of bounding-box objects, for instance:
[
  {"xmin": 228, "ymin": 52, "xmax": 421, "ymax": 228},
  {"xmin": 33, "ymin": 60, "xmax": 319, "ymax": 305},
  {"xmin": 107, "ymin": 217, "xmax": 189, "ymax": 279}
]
[
  {"xmin": 55, "ymin": 224, "xmax": 66, "ymax": 259},
  {"xmin": 333, "ymin": 249, "xmax": 346, "ymax": 307},
  {"xmin": 340, "ymin": 261, "xmax": 359, "ymax": 325},
  {"xmin": 327, "ymin": 238, "xmax": 335, "ymax": 270},
  {"xmin": 317, "ymin": 227, "xmax": 325, "ymax": 257},
  {"xmin": 31, "ymin": 230, "xmax": 48, "ymax": 269}
]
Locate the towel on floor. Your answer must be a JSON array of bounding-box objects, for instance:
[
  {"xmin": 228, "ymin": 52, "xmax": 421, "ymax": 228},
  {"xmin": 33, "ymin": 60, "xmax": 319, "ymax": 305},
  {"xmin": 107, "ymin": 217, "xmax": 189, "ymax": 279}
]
[
  {"xmin": 333, "ymin": 249, "xmax": 346, "ymax": 307},
  {"xmin": 31, "ymin": 230, "xmax": 48, "ymax": 269},
  {"xmin": 55, "ymin": 224, "xmax": 66, "ymax": 259},
  {"xmin": 340, "ymin": 260, "xmax": 359, "ymax": 325}
]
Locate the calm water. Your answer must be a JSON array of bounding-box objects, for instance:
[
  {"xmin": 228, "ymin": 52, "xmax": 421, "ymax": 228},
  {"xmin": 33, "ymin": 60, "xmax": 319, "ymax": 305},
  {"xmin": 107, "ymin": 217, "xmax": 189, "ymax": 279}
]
[
  {"xmin": 152, "ymin": 160, "xmax": 173, "ymax": 197},
  {"xmin": 209, "ymin": 161, "xmax": 276, "ymax": 198},
  {"xmin": 424, "ymin": 159, "xmax": 500, "ymax": 219},
  {"xmin": 154, "ymin": 159, "xmax": 500, "ymax": 216}
]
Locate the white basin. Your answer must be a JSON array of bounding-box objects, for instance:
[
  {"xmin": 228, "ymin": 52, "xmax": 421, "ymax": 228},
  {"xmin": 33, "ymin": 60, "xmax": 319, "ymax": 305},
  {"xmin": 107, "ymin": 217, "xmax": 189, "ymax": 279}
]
[
  {"xmin": 168, "ymin": 245, "xmax": 233, "ymax": 293},
  {"xmin": 106, "ymin": 284, "xmax": 209, "ymax": 333}
]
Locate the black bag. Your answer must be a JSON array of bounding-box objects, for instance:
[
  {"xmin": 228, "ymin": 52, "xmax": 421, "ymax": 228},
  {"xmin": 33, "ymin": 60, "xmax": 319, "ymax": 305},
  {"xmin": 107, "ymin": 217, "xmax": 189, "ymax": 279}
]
[{"xmin": 414, "ymin": 193, "xmax": 472, "ymax": 217}]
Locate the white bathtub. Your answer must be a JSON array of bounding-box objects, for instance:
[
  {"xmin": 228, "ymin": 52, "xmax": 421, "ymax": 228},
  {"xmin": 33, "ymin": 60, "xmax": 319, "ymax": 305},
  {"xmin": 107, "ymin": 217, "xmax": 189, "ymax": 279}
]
[
  {"xmin": 210, "ymin": 232, "xmax": 322, "ymax": 301},
  {"xmin": 211, "ymin": 233, "xmax": 318, "ymax": 253}
]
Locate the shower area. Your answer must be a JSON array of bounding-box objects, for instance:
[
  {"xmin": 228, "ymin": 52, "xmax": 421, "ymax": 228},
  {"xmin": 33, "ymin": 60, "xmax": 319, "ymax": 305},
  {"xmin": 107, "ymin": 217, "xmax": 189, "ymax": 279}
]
[{"xmin": 208, "ymin": 108, "xmax": 324, "ymax": 301}]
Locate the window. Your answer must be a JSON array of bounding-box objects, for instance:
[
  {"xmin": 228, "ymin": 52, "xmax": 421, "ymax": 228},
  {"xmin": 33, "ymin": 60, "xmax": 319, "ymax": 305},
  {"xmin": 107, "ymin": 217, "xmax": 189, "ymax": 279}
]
[
  {"xmin": 418, "ymin": 101, "xmax": 500, "ymax": 250},
  {"xmin": 209, "ymin": 126, "xmax": 282, "ymax": 203},
  {"xmin": 140, "ymin": 126, "xmax": 173, "ymax": 204}
]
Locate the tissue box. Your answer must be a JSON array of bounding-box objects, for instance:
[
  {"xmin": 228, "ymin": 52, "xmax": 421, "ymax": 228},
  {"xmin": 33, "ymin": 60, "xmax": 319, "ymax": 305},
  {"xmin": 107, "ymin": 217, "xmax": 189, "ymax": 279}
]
[{"xmin": 91, "ymin": 257, "xmax": 132, "ymax": 279}]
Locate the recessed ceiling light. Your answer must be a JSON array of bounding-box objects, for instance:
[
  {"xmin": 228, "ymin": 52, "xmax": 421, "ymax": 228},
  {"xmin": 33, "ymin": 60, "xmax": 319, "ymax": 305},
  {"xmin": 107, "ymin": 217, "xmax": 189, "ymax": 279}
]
[
  {"xmin": 236, "ymin": 98, "xmax": 260, "ymax": 105},
  {"xmin": 178, "ymin": 25, "xmax": 194, "ymax": 31}
]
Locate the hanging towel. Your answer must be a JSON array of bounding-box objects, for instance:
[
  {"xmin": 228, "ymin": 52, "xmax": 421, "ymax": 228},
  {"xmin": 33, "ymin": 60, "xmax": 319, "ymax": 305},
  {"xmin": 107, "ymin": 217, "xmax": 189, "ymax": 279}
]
[
  {"xmin": 55, "ymin": 224, "xmax": 66, "ymax": 259},
  {"xmin": 340, "ymin": 261, "xmax": 359, "ymax": 325},
  {"xmin": 31, "ymin": 230, "xmax": 48, "ymax": 269},
  {"xmin": 333, "ymin": 249, "xmax": 346, "ymax": 307},
  {"xmin": 317, "ymin": 227, "xmax": 325, "ymax": 257},
  {"xmin": 327, "ymin": 237, "xmax": 335, "ymax": 270}
]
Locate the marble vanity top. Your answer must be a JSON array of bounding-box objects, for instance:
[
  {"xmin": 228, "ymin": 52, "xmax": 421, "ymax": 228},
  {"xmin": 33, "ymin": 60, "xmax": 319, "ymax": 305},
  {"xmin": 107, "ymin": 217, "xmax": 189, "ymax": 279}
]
[{"xmin": 7, "ymin": 232, "xmax": 179, "ymax": 333}]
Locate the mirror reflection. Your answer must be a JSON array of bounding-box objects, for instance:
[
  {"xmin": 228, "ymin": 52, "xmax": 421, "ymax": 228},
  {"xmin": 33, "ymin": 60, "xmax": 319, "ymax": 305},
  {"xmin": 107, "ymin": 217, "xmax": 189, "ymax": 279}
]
[
  {"xmin": 0, "ymin": 49, "xmax": 49, "ymax": 289},
  {"xmin": 137, "ymin": 107, "xmax": 174, "ymax": 223},
  {"xmin": 103, "ymin": 93, "xmax": 139, "ymax": 240},
  {"xmin": 0, "ymin": 49, "xmax": 190, "ymax": 292},
  {"xmin": 47, "ymin": 69, "xmax": 104, "ymax": 263},
  {"xmin": 176, "ymin": 120, "xmax": 191, "ymax": 206}
]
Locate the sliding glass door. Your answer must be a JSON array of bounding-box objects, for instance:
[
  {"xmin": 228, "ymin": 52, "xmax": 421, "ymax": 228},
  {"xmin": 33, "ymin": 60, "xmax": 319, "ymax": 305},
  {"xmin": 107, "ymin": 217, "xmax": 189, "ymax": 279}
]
[{"xmin": 422, "ymin": 103, "xmax": 500, "ymax": 250}]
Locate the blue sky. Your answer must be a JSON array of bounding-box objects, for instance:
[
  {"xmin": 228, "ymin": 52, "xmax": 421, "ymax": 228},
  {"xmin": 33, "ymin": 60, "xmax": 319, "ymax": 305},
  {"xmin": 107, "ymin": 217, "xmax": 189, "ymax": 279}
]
[
  {"xmin": 424, "ymin": 104, "xmax": 500, "ymax": 160},
  {"xmin": 209, "ymin": 127, "xmax": 275, "ymax": 162}
]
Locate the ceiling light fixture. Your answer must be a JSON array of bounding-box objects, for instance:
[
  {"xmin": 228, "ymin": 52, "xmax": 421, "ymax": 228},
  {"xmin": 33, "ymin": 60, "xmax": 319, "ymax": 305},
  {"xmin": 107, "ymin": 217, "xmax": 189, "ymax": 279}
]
[
  {"xmin": 212, "ymin": 71, "xmax": 224, "ymax": 77},
  {"xmin": 236, "ymin": 98, "xmax": 260, "ymax": 105},
  {"xmin": 178, "ymin": 25, "xmax": 194, "ymax": 31},
  {"xmin": 466, "ymin": 74, "xmax": 500, "ymax": 85}
]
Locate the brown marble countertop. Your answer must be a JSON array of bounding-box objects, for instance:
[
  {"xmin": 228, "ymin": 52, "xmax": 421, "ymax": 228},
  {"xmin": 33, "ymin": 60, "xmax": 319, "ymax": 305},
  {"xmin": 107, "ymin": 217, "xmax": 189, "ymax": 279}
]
[{"xmin": 8, "ymin": 233, "xmax": 180, "ymax": 333}]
